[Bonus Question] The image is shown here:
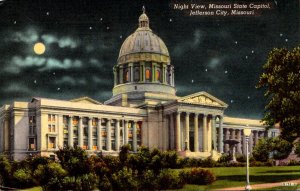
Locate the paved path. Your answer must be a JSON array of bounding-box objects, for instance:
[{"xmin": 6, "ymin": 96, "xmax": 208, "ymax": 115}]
[{"xmin": 212, "ymin": 179, "xmax": 300, "ymax": 191}]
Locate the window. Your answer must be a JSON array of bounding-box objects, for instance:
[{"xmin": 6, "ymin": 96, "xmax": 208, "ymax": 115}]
[
  {"xmin": 48, "ymin": 114, "xmax": 51, "ymax": 122},
  {"xmin": 145, "ymin": 69, "xmax": 151, "ymax": 80},
  {"xmin": 52, "ymin": 115, "xmax": 56, "ymax": 122},
  {"xmin": 48, "ymin": 137, "xmax": 56, "ymax": 149},
  {"xmin": 92, "ymin": 118, "xmax": 97, "ymax": 126},
  {"xmin": 156, "ymin": 69, "xmax": 161, "ymax": 81},
  {"xmin": 93, "ymin": 127, "xmax": 97, "ymax": 137},
  {"xmin": 48, "ymin": 125, "xmax": 55, "ymax": 132},
  {"xmin": 134, "ymin": 67, "xmax": 140, "ymax": 82},
  {"xmin": 29, "ymin": 138, "xmax": 35, "ymax": 150},
  {"xmin": 125, "ymin": 70, "xmax": 129, "ymax": 82},
  {"xmin": 73, "ymin": 117, "xmax": 79, "ymax": 125},
  {"xmin": 84, "ymin": 127, "xmax": 88, "ymax": 137}
]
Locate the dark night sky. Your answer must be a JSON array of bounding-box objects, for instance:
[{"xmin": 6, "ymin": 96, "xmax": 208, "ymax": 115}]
[{"xmin": 0, "ymin": 0, "xmax": 299, "ymax": 119}]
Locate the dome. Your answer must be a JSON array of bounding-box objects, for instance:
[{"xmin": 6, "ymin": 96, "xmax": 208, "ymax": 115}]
[{"xmin": 117, "ymin": 8, "xmax": 170, "ymax": 65}]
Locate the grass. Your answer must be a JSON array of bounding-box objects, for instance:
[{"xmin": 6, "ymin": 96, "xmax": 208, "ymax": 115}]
[
  {"xmin": 177, "ymin": 166, "xmax": 300, "ymax": 190},
  {"xmin": 23, "ymin": 166, "xmax": 300, "ymax": 191}
]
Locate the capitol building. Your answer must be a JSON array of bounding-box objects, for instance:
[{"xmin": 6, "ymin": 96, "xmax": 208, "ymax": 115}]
[{"xmin": 0, "ymin": 10, "xmax": 279, "ymax": 160}]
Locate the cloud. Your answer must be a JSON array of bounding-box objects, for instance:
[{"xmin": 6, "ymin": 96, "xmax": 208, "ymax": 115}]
[
  {"xmin": 92, "ymin": 76, "xmax": 111, "ymax": 85},
  {"xmin": 173, "ymin": 29, "xmax": 204, "ymax": 56},
  {"xmin": 6, "ymin": 28, "xmax": 38, "ymax": 43},
  {"xmin": 41, "ymin": 34, "xmax": 79, "ymax": 48},
  {"xmin": 3, "ymin": 82, "xmax": 31, "ymax": 94},
  {"xmin": 4, "ymin": 56, "xmax": 83, "ymax": 73}
]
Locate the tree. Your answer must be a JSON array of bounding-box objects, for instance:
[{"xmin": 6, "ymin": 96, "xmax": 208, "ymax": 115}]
[
  {"xmin": 34, "ymin": 162, "xmax": 67, "ymax": 190},
  {"xmin": 252, "ymin": 138, "xmax": 271, "ymax": 162},
  {"xmin": 252, "ymin": 137, "xmax": 293, "ymax": 161},
  {"xmin": 257, "ymin": 45, "xmax": 300, "ymax": 142},
  {"xmin": 56, "ymin": 147, "xmax": 91, "ymax": 178}
]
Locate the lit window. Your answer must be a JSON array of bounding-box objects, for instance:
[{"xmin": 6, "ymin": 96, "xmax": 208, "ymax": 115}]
[
  {"xmin": 145, "ymin": 69, "xmax": 151, "ymax": 80},
  {"xmin": 48, "ymin": 125, "xmax": 52, "ymax": 132},
  {"xmin": 52, "ymin": 125, "xmax": 55, "ymax": 132},
  {"xmin": 73, "ymin": 118, "xmax": 79, "ymax": 125},
  {"xmin": 92, "ymin": 118, "xmax": 97, "ymax": 126},
  {"xmin": 48, "ymin": 137, "xmax": 56, "ymax": 149},
  {"xmin": 29, "ymin": 138, "xmax": 35, "ymax": 150},
  {"xmin": 125, "ymin": 71, "xmax": 129, "ymax": 82},
  {"xmin": 52, "ymin": 115, "xmax": 56, "ymax": 122},
  {"xmin": 156, "ymin": 70, "xmax": 160, "ymax": 81},
  {"xmin": 48, "ymin": 114, "xmax": 51, "ymax": 122}
]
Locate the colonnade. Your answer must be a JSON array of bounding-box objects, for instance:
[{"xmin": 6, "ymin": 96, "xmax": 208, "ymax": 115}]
[
  {"xmin": 223, "ymin": 128, "xmax": 265, "ymax": 154},
  {"xmin": 168, "ymin": 112, "xmax": 223, "ymax": 153},
  {"xmin": 66, "ymin": 116, "xmax": 142, "ymax": 152},
  {"xmin": 113, "ymin": 62, "xmax": 175, "ymax": 86}
]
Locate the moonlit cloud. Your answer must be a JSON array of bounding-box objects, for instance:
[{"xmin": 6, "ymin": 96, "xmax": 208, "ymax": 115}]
[
  {"xmin": 6, "ymin": 28, "xmax": 39, "ymax": 43},
  {"xmin": 42, "ymin": 34, "xmax": 80, "ymax": 48}
]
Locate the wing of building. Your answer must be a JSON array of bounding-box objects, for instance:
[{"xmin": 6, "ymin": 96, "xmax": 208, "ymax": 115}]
[{"xmin": 0, "ymin": 9, "xmax": 279, "ymax": 160}]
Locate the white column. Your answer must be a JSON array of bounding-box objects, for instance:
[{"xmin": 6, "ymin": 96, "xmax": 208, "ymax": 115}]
[
  {"xmin": 170, "ymin": 114, "xmax": 175, "ymax": 150},
  {"xmin": 202, "ymin": 114, "xmax": 208, "ymax": 152},
  {"xmin": 237, "ymin": 129, "xmax": 242, "ymax": 154},
  {"xmin": 88, "ymin": 117, "xmax": 93, "ymax": 150},
  {"xmin": 124, "ymin": 120, "xmax": 128, "ymax": 144},
  {"xmin": 78, "ymin": 117, "xmax": 83, "ymax": 148},
  {"xmin": 176, "ymin": 112, "xmax": 181, "ymax": 151},
  {"xmin": 211, "ymin": 115, "xmax": 216, "ymax": 150},
  {"xmin": 97, "ymin": 118, "xmax": 102, "ymax": 150},
  {"xmin": 115, "ymin": 119, "xmax": 120, "ymax": 151},
  {"xmin": 254, "ymin": 130, "xmax": 259, "ymax": 146},
  {"xmin": 194, "ymin": 113, "xmax": 199, "ymax": 152},
  {"xmin": 106, "ymin": 119, "xmax": 111, "ymax": 151},
  {"xmin": 242, "ymin": 131, "xmax": 246, "ymax": 155},
  {"xmin": 133, "ymin": 121, "xmax": 137, "ymax": 152},
  {"xmin": 68, "ymin": 116, "xmax": 73, "ymax": 147},
  {"xmin": 185, "ymin": 112, "xmax": 190, "ymax": 151},
  {"xmin": 218, "ymin": 116, "xmax": 223, "ymax": 153},
  {"xmin": 225, "ymin": 128, "xmax": 230, "ymax": 152}
]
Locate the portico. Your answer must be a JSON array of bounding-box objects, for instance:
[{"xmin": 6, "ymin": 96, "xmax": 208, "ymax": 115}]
[{"xmin": 163, "ymin": 91, "xmax": 227, "ymax": 158}]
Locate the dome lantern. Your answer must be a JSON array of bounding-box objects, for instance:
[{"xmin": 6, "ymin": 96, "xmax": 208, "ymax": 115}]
[{"xmin": 138, "ymin": 6, "xmax": 149, "ymax": 28}]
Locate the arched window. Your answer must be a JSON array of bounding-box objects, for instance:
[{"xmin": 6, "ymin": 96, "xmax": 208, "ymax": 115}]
[
  {"xmin": 156, "ymin": 69, "xmax": 161, "ymax": 82},
  {"xmin": 125, "ymin": 70, "xmax": 129, "ymax": 82},
  {"xmin": 134, "ymin": 67, "xmax": 140, "ymax": 82},
  {"xmin": 145, "ymin": 69, "xmax": 151, "ymax": 80}
]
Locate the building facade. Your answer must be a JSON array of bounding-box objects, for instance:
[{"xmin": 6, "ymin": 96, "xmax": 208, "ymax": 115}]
[{"xmin": 0, "ymin": 10, "xmax": 279, "ymax": 160}]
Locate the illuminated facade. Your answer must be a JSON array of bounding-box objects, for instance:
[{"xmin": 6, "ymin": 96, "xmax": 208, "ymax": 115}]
[{"xmin": 0, "ymin": 10, "xmax": 279, "ymax": 160}]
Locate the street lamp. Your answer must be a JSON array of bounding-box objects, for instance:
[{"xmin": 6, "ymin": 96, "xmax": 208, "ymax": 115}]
[{"xmin": 244, "ymin": 128, "xmax": 252, "ymax": 191}]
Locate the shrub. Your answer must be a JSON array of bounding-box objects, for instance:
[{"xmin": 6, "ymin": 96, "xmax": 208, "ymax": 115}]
[
  {"xmin": 111, "ymin": 167, "xmax": 138, "ymax": 190},
  {"xmin": 56, "ymin": 147, "xmax": 91, "ymax": 177},
  {"xmin": 12, "ymin": 168, "xmax": 35, "ymax": 188},
  {"xmin": 102, "ymin": 155, "xmax": 121, "ymax": 175},
  {"xmin": 201, "ymin": 157, "xmax": 217, "ymax": 167},
  {"xmin": 180, "ymin": 168, "xmax": 216, "ymax": 185},
  {"xmin": 156, "ymin": 169, "xmax": 185, "ymax": 189},
  {"xmin": 0, "ymin": 155, "xmax": 12, "ymax": 186},
  {"xmin": 140, "ymin": 170, "xmax": 158, "ymax": 190},
  {"xmin": 98, "ymin": 175, "xmax": 112, "ymax": 191},
  {"xmin": 236, "ymin": 153, "xmax": 246, "ymax": 162},
  {"xmin": 218, "ymin": 153, "xmax": 231, "ymax": 163},
  {"xmin": 161, "ymin": 150, "xmax": 178, "ymax": 168},
  {"xmin": 34, "ymin": 162, "xmax": 67, "ymax": 190},
  {"xmin": 288, "ymin": 160, "xmax": 300, "ymax": 166},
  {"xmin": 252, "ymin": 138, "xmax": 271, "ymax": 162}
]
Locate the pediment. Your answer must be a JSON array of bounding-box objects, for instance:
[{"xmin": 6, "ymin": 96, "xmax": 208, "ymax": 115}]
[
  {"xmin": 69, "ymin": 97, "xmax": 102, "ymax": 105},
  {"xmin": 178, "ymin": 91, "xmax": 228, "ymax": 108}
]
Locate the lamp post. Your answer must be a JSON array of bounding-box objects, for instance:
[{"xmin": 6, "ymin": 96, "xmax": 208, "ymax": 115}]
[{"xmin": 244, "ymin": 128, "xmax": 252, "ymax": 191}]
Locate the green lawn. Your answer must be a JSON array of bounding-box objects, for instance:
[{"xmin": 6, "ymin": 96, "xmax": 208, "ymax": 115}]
[
  {"xmin": 22, "ymin": 166, "xmax": 300, "ymax": 191},
  {"xmin": 178, "ymin": 166, "xmax": 300, "ymax": 190}
]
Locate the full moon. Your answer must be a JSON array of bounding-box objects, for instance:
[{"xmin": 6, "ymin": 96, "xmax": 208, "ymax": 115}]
[{"xmin": 33, "ymin": 42, "xmax": 46, "ymax": 55}]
